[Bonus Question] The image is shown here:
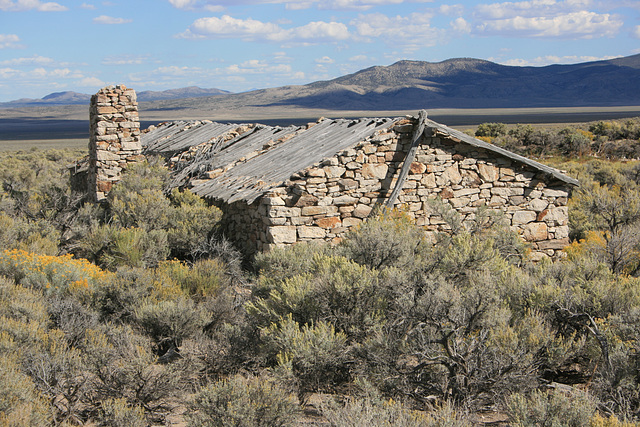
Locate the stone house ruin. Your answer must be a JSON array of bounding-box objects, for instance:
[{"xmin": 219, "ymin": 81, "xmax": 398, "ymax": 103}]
[{"xmin": 87, "ymin": 86, "xmax": 579, "ymax": 260}]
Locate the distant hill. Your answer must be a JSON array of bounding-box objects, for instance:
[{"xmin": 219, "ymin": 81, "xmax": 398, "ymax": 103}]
[
  {"xmin": 0, "ymin": 86, "xmax": 230, "ymax": 108},
  {"xmin": 3, "ymin": 54, "xmax": 640, "ymax": 112},
  {"xmin": 254, "ymin": 54, "xmax": 640, "ymax": 109},
  {"xmin": 137, "ymin": 86, "xmax": 231, "ymax": 102}
]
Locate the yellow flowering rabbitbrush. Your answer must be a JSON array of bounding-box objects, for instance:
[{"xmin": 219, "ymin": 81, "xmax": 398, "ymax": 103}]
[{"xmin": 0, "ymin": 249, "xmax": 109, "ymax": 297}]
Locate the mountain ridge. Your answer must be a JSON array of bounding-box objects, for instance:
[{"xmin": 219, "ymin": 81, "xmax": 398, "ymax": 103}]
[{"xmin": 2, "ymin": 54, "xmax": 640, "ymax": 111}]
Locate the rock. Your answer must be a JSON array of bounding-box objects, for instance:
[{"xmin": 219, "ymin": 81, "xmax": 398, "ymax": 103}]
[
  {"xmin": 478, "ymin": 163, "xmax": 499, "ymax": 182},
  {"xmin": 421, "ymin": 173, "xmax": 437, "ymax": 188},
  {"xmin": 437, "ymin": 164, "xmax": 462, "ymax": 186},
  {"xmin": 297, "ymin": 226, "xmax": 326, "ymax": 239},
  {"xmin": 536, "ymin": 237, "xmax": 570, "ymax": 250},
  {"xmin": 333, "ymin": 195, "xmax": 358, "ymax": 206},
  {"xmin": 316, "ymin": 217, "xmax": 341, "ymax": 229},
  {"xmin": 543, "ymin": 188, "xmax": 569, "ymax": 198},
  {"xmin": 263, "ymin": 196, "xmax": 286, "ymax": 206},
  {"xmin": 362, "ymin": 163, "xmax": 389, "ymax": 179},
  {"xmin": 512, "ymin": 210, "xmax": 537, "ymax": 225},
  {"xmin": 409, "ymin": 162, "xmax": 427, "ymax": 174},
  {"xmin": 523, "ymin": 222, "xmax": 548, "ymax": 241},
  {"xmin": 529, "ymin": 198, "xmax": 548, "ymax": 212},
  {"xmin": 267, "ymin": 226, "xmax": 297, "ymax": 244},
  {"xmin": 353, "ymin": 204, "xmax": 373, "ymax": 218},
  {"xmin": 338, "ymin": 178, "xmax": 358, "ymax": 190},
  {"xmin": 539, "ymin": 206, "xmax": 568, "ymax": 225},
  {"xmin": 440, "ymin": 188, "xmax": 454, "ymax": 199},
  {"xmin": 294, "ymin": 194, "xmax": 318, "ymax": 207}
]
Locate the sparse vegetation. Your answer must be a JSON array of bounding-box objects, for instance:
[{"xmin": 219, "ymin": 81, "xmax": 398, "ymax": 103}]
[{"xmin": 1, "ymin": 120, "xmax": 640, "ymax": 424}]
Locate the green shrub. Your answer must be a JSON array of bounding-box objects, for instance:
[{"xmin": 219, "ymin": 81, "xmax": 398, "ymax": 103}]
[
  {"xmin": 176, "ymin": 258, "xmax": 228, "ymax": 300},
  {"xmin": 96, "ymin": 398, "xmax": 147, "ymax": 427},
  {"xmin": 249, "ymin": 253, "xmax": 386, "ymax": 340},
  {"xmin": 83, "ymin": 325, "xmax": 180, "ymax": 419},
  {"xmin": 79, "ymin": 224, "xmax": 170, "ymax": 270},
  {"xmin": 187, "ymin": 374, "xmax": 301, "ymax": 427},
  {"xmin": 322, "ymin": 397, "xmax": 467, "ymax": 427},
  {"xmin": 339, "ymin": 207, "xmax": 430, "ymax": 270},
  {"xmin": 0, "ymin": 355, "xmax": 51, "ymax": 426},
  {"xmin": 253, "ymin": 241, "xmax": 330, "ymax": 288},
  {"xmin": 166, "ymin": 188, "xmax": 222, "ymax": 260},
  {"xmin": 475, "ymin": 122, "xmax": 507, "ymax": 138},
  {"xmin": 263, "ymin": 315, "xmax": 349, "ymax": 394},
  {"xmin": 135, "ymin": 297, "xmax": 210, "ymax": 354},
  {"xmin": 506, "ymin": 388, "xmax": 597, "ymax": 427}
]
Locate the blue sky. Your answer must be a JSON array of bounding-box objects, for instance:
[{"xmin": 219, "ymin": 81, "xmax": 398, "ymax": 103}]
[{"xmin": 0, "ymin": 0, "xmax": 639, "ymax": 102}]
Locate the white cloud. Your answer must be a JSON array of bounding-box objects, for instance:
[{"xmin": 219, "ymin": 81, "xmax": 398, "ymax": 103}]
[
  {"xmin": 0, "ymin": 34, "xmax": 21, "ymax": 49},
  {"xmin": 0, "ymin": 55, "xmax": 55, "ymax": 66},
  {"xmin": 476, "ymin": 11, "xmax": 622, "ymax": 38},
  {"xmin": 168, "ymin": 0, "xmax": 432, "ymax": 11},
  {"xmin": 0, "ymin": 66, "xmax": 84, "ymax": 82},
  {"xmin": 634, "ymin": 25, "xmax": 640, "ymax": 39},
  {"xmin": 316, "ymin": 56, "xmax": 335, "ymax": 64},
  {"xmin": 351, "ymin": 12, "xmax": 441, "ymax": 48},
  {"xmin": 0, "ymin": 67, "xmax": 19, "ymax": 79},
  {"xmin": 93, "ymin": 15, "xmax": 132, "ymax": 24},
  {"xmin": 289, "ymin": 21, "xmax": 350, "ymax": 41},
  {"xmin": 286, "ymin": 2, "xmax": 313, "ymax": 9},
  {"xmin": 0, "ymin": 0, "xmax": 67, "ymax": 11},
  {"xmin": 80, "ymin": 3, "xmax": 96, "ymax": 9},
  {"xmin": 79, "ymin": 76, "xmax": 105, "ymax": 87},
  {"xmin": 179, "ymin": 15, "xmax": 350, "ymax": 43},
  {"xmin": 156, "ymin": 65, "xmax": 202, "ymax": 76},
  {"xmin": 451, "ymin": 17, "xmax": 471, "ymax": 33},
  {"xmin": 318, "ymin": 0, "xmax": 405, "ymax": 10},
  {"xmin": 102, "ymin": 54, "xmax": 151, "ymax": 65},
  {"xmin": 498, "ymin": 54, "xmax": 621, "ymax": 66},
  {"xmin": 473, "ymin": 0, "xmax": 623, "ymax": 38},
  {"xmin": 180, "ymin": 15, "xmax": 284, "ymax": 40},
  {"xmin": 439, "ymin": 4, "xmax": 464, "ymax": 15},
  {"xmin": 168, "ymin": 0, "xmax": 197, "ymax": 8},
  {"xmin": 128, "ymin": 59, "xmax": 306, "ymax": 92}
]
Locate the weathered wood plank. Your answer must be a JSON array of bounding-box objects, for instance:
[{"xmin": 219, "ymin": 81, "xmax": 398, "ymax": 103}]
[{"xmin": 385, "ymin": 109, "xmax": 428, "ymax": 208}]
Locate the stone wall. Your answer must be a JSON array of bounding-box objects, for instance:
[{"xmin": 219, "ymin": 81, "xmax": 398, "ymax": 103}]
[
  {"xmin": 224, "ymin": 118, "xmax": 572, "ymax": 260},
  {"xmin": 88, "ymin": 85, "xmax": 143, "ymax": 201},
  {"xmin": 216, "ymin": 200, "xmax": 266, "ymax": 256}
]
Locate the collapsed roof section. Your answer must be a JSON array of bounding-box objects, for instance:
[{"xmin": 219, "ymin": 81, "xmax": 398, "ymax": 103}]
[
  {"xmin": 141, "ymin": 115, "xmax": 578, "ymax": 205},
  {"xmin": 142, "ymin": 117, "xmax": 396, "ymax": 203}
]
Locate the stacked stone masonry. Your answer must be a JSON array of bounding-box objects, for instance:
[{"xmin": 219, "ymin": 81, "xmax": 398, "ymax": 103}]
[
  {"xmin": 89, "ymin": 85, "xmax": 143, "ymax": 201},
  {"xmin": 218, "ymin": 118, "xmax": 571, "ymax": 261}
]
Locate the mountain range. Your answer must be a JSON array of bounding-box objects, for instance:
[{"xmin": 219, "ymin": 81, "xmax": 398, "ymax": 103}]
[
  {"xmin": 0, "ymin": 86, "xmax": 230, "ymax": 108},
  {"xmin": 2, "ymin": 54, "xmax": 640, "ymax": 111}
]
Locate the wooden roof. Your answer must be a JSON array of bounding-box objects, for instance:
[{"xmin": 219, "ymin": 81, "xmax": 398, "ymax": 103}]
[{"xmin": 141, "ymin": 114, "xmax": 577, "ymax": 204}]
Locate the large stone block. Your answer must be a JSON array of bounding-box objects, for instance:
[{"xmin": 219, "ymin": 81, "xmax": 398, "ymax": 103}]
[
  {"xmin": 297, "ymin": 226, "xmax": 327, "ymax": 239},
  {"xmin": 523, "ymin": 222, "xmax": 548, "ymax": 241},
  {"xmin": 478, "ymin": 163, "xmax": 499, "ymax": 182},
  {"xmin": 437, "ymin": 164, "xmax": 462, "ymax": 186},
  {"xmin": 536, "ymin": 237, "xmax": 570, "ymax": 250},
  {"xmin": 333, "ymin": 195, "xmax": 358, "ymax": 206},
  {"xmin": 267, "ymin": 226, "xmax": 297, "ymax": 244},
  {"xmin": 316, "ymin": 217, "xmax": 341, "ymax": 229},
  {"xmin": 301, "ymin": 206, "xmax": 327, "ymax": 216},
  {"xmin": 352, "ymin": 204, "xmax": 373, "ymax": 218},
  {"xmin": 362, "ymin": 163, "xmax": 389, "ymax": 179},
  {"xmin": 538, "ymin": 206, "xmax": 568, "ymax": 225},
  {"xmin": 512, "ymin": 210, "xmax": 537, "ymax": 225}
]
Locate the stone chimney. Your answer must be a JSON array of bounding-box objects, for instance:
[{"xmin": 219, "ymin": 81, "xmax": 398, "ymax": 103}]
[{"xmin": 88, "ymin": 84, "xmax": 144, "ymax": 201}]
